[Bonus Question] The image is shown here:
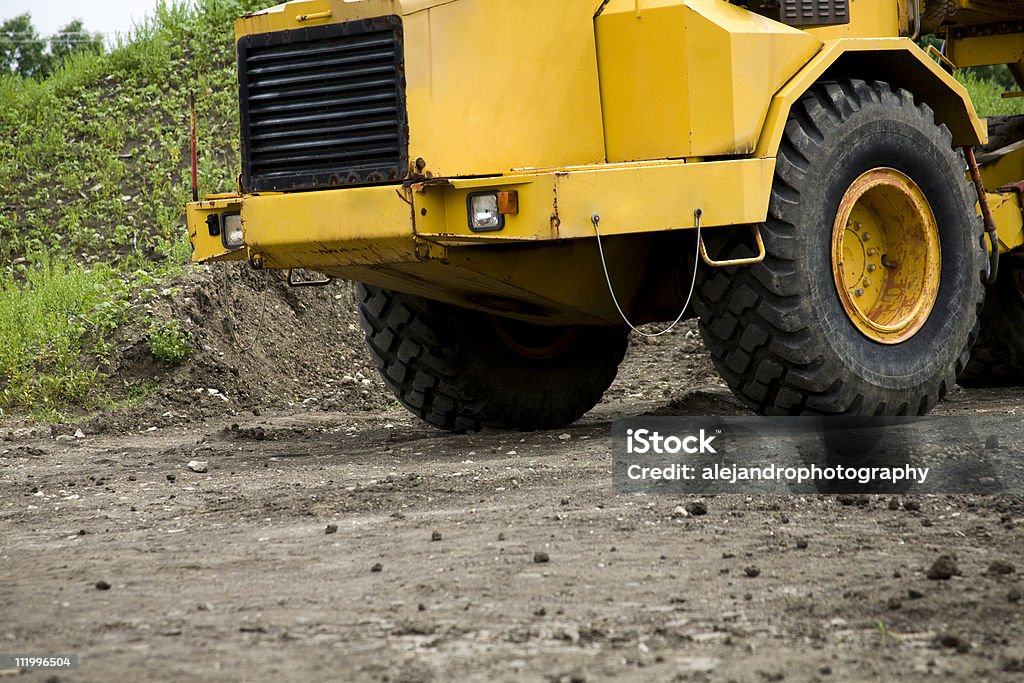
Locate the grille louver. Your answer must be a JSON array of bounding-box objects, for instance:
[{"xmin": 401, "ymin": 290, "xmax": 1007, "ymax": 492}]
[{"xmin": 238, "ymin": 16, "xmax": 408, "ymax": 192}]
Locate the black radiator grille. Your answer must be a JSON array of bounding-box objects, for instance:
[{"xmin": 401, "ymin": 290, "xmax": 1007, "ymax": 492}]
[{"xmin": 238, "ymin": 16, "xmax": 408, "ymax": 192}]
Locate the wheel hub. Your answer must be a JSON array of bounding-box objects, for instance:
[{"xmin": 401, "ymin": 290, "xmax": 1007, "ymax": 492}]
[
  {"xmin": 490, "ymin": 316, "xmax": 578, "ymax": 360},
  {"xmin": 831, "ymin": 168, "xmax": 941, "ymax": 345}
]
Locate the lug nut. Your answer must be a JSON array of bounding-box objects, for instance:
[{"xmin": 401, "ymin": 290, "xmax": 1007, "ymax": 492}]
[
  {"xmin": 863, "ymin": 278, "xmax": 872, "ymax": 287},
  {"xmin": 861, "ymin": 232, "xmax": 871, "ymax": 242},
  {"xmin": 855, "ymin": 288, "xmax": 865, "ymax": 297},
  {"xmin": 867, "ymin": 248, "xmax": 877, "ymax": 256},
  {"xmin": 867, "ymin": 264, "xmax": 877, "ymax": 273}
]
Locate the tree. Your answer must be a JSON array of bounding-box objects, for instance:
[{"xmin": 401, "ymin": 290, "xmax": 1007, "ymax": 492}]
[
  {"xmin": 0, "ymin": 14, "xmax": 104, "ymax": 79},
  {"xmin": 49, "ymin": 20, "xmax": 103, "ymax": 65},
  {"xmin": 0, "ymin": 13, "xmax": 49, "ymax": 78}
]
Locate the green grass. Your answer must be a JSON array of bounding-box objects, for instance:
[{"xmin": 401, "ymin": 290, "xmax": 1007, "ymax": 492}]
[
  {"xmin": 0, "ymin": 0, "xmax": 263, "ymax": 418},
  {"xmin": 0, "ymin": 0, "xmax": 265, "ymax": 269},
  {"xmin": 960, "ymin": 73, "xmax": 1024, "ymax": 117},
  {"xmin": 0, "ymin": 257, "xmax": 120, "ymax": 416},
  {"xmin": 148, "ymin": 319, "xmax": 191, "ymax": 365}
]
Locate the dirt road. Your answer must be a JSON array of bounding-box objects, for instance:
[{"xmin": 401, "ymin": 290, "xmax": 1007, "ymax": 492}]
[{"xmin": 3, "ymin": 333, "xmax": 1024, "ymax": 682}]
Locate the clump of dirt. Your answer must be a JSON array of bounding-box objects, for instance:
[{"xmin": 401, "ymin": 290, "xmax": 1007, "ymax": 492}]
[{"xmin": 88, "ymin": 264, "xmax": 395, "ymax": 432}]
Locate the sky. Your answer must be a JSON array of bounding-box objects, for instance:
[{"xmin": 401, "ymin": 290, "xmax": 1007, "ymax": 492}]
[{"xmin": 0, "ymin": 0, "xmax": 171, "ymax": 42}]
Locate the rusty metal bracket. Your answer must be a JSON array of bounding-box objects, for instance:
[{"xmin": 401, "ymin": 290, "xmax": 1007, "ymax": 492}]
[
  {"xmin": 699, "ymin": 223, "xmax": 767, "ymax": 268},
  {"xmin": 964, "ymin": 146, "xmax": 1000, "ymax": 285},
  {"xmin": 925, "ymin": 44, "xmax": 956, "ymax": 76},
  {"xmin": 286, "ymin": 269, "xmax": 334, "ymax": 287}
]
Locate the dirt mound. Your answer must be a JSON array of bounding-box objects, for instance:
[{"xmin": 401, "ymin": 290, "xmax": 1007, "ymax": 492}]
[
  {"xmin": 87, "ymin": 264, "xmax": 395, "ymax": 433},
  {"xmin": 79, "ymin": 265, "xmax": 728, "ymax": 433}
]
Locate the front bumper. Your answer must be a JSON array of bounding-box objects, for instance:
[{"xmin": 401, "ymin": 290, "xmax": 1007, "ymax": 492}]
[{"xmin": 186, "ymin": 158, "xmax": 775, "ymax": 323}]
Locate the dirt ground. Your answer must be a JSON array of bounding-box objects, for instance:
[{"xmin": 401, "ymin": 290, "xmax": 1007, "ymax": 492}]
[{"xmin": 2, "ymin": 276, "xmax": 1024, "ymax": 682}]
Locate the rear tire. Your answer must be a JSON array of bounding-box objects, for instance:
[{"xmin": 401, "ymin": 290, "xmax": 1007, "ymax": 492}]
[
  {"xmin": 357, "ymin": 284, "xmax": 629, "ymax": 432},
  {"xmin": 694, "ymin": 80, "xmax": 986, "ymax": 416}
]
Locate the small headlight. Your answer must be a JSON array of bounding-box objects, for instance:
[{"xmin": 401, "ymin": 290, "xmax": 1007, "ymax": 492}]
[
  {"xmin": 221, "ymin": 213, "xmax": 244, "ymax": 249},
  {"xmin": 468, "ymin": 192, "xmax": 504, "ymax": 232}
]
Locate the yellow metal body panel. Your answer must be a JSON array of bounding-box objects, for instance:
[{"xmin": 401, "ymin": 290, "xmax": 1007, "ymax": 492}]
[
  {"xmin": 980, "ymin": 140, "xmax": 1024, "ymax": 191},
  {"xmin": 237, "ymin": 0, "xmax": 608, "ymax": 178},
  {"xmin": 755, "ymin": 39, "xmax": 986, "ymax": 157},
  {"xmin": 596, "ymin": 0, "xmax": 822, "ymax": 161},
  {"xmin": 242, "ymin": 184, "xmax": 420, "ymax": 269},
  {"xmin": 806, "ymin": 0, "xmax": 900, "ymax": 40},
  {"xmin": 402, "ymin": 0, "xmax": 607, "ymax": 176},
  {"xmin": 186, "ymin": 196, "xmax": 246, "ymax": 263},
  {"xmin": 989, "ymin": 191, "xmax": 1024, "ymax": 252},
  {"xmin": 948, "ymin": 33, "xmax": 1024, "ymax": 69},
  {"xmin": 413, "ymin": 159, "xmax": 775, "ymax": 244},
  {"xmin": 186, "ymin": 158, "xmax": 774, "ymax": 323}
]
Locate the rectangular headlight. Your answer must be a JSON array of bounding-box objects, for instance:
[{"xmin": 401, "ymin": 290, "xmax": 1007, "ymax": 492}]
[
  {"xmin": 221, "ymin": 212, "xmax": 244, "ymax": 249},
  {"xmin": 467, "ymin": 192, "xmax": 504, "ymax": 232}
]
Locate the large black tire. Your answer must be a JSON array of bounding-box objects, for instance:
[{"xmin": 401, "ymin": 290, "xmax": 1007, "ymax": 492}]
[
  {"xmin": 958, "ymin": 115, "xmax": 1024, "ymax": 386},
  {"xmin": 980, "ymin": 116, "xmax": 1024, "ymax": 156},
  {"xmin": 694, "ymin": 80, "xmax": 986, "ymax": 416},
  {"xmin": 356, "ymin": 284, "xmax": 629, "ymax": 432}
]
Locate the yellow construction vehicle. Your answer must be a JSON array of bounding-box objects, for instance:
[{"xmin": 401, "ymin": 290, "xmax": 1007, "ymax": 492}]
[{"xmin": 187, "ymin": 0, "xmax": 1024, "ymax": 431}]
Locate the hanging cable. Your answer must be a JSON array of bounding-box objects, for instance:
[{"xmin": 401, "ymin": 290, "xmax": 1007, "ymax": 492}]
[{"xmin": 591, "ymin": 209, "xmax": 703, "ymax": 338}]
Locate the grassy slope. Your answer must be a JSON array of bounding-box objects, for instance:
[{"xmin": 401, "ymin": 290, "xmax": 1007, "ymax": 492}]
[
  {"xmin": 0, "ymin": 0, "xmax": 265, "ymax": 266},
  {"xmin": 0, "ymin": 8, "xmax": 1020, "ymax": 417},
  {"xmin": 0, "ymin": 0, "xmax": 264, "ymax": 417}
]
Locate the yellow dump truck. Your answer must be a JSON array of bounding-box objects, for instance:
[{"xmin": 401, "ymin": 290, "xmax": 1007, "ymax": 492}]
[{"xmin": 187, "ymin": 0, "xmax": 1024, "ymax": 430}]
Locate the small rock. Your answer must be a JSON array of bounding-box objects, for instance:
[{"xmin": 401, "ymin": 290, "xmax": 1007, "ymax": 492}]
[
  {"xmin": 908, "ymin": 588, "xmax": 926, "ymax": 600},
  {"xmin": 533, "ymin": 552, "xmax": 550, "ymax": 564},
  {"xmin": 936, "ymin": 633, "xmax": 970, "ymax": 653},
  {"xmin": 672, "ymin": 505, "xmax": 689, "ymax": 519},
  {"xmin": 685, "ymin": 502, "xmax": 708, "ymax": 517},
  {"xmin": 497, "ymin": 532, "xmax": 506, "ymax": 542},
  {"xmin": 187, "ymin": 460, "xmax": 208, "ymax": 473},
  {"xmin": 888, "ymin": 498, "xmax": 901, "ymax": 510},
  {"xmin": 1002, "ymin": 655, "xmax": 1024, "ymax": 673},
  {"xmin": 55, "ymin": 435, "xmax": 75, "ymax": 444},
  {"xmin": 431, "ymin": 531, "xmax": 442, "ymax": 542},
  {"xmin": 985, "ymin": 434, "xmax": 1000, "ymax": 450},
  {"xmin": 987, "ymin": 560, "xmax": 1016, "ymax": 576},
  {"xmin": 744, "ymin": 565, "xmax": 761, "ymax": 578},
  {"xmin": 926, "ymin": 555, "xmax": 960, "ymax": 580},
  {"xmin": 1008, "ymin": 587, "xmax": 1022, "ymax": 603},
  {"xmin": 325, "ymin": 524, "xmax": 338, "ymax": 535},
  {"xmin": 779, "ymin": 514, "xmax": 789, "ymax": 524},
  {"xmin": 887, "ymin": 597, "xmax": 902, "ymax": 610},
  {"xmin": 560, "ymin": 498, "xmax": 570, "ymax": 506},
  {"xmin": 558, "ymin": 433, "xmax": 572, "ymax": 441},
  {"xmin": 166, "ymin": 474, "xmax": 176, "ymax": 482},
  {"xmin": 903, "ymin": 500, "xmax": 922, "ymax": 512},
  {"xmin": 795, "ymin": 538, "xmax": 809, "ymax": 550},
  {"xmin": 371, "ymin": 562, "xmax": 383, "ymax": 573},
  {"xmin": 95, "ymin": 580, "xmax": 111, "ymax": 590},
  {"xmin": 73, "ymin": 429, "xmax": 86, "ymax": 439},
  {"xmin": 534, "ymin": 606, "xmax": 547, "ymax": 617}
]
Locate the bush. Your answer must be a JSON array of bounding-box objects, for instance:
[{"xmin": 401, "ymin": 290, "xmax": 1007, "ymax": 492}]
[{"xmin": 148, "ymin": 319, "xmax": 191, "ymax": 365}]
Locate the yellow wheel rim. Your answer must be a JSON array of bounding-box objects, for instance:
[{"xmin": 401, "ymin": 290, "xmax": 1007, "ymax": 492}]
[{"xmin": 831, "ymin": 168, "xmax": 941, "ymax": 345}]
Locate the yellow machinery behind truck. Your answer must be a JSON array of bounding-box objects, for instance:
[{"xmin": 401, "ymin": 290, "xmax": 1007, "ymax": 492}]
[{"xmin": 187, "ymin": 0, "xmax": 1024, "ymax": 431}]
